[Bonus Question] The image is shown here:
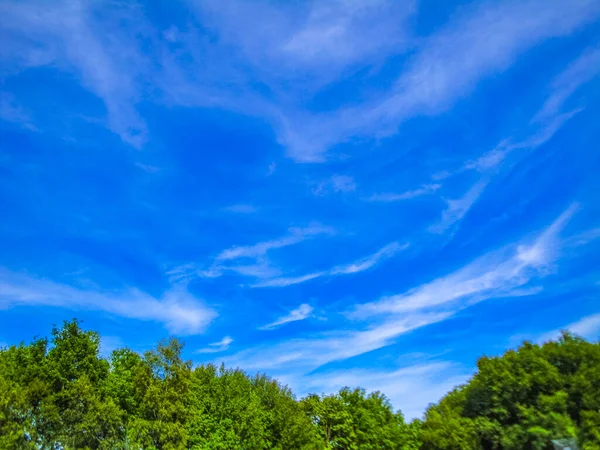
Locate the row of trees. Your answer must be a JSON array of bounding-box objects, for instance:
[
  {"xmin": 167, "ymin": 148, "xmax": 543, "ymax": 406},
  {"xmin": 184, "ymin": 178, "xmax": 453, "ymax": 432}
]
[{"xmin": 0, "ymin": 319, "xmax": 598, "ymax": 449}]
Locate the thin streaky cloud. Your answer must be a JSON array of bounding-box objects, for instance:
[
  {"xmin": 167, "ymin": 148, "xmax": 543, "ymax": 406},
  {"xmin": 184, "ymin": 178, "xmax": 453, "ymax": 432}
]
[
  {"xmin": 278, "ymin": 0, "xmax": 600, "ymax": 160},
  {"xmin": 216, "ymin": 225, "xmax": 334, "ymax": 261},
  {"xmin": 0, "ymin": 269, "xmax": 217, "ymax": 335},
  {"xmin": 367, "ymin": 184, "xmax": 441, "ymax": 202},
  {"xmin": 260, "ymin": 304, "xmax": 314, "ymax": 330},
  {"xmin": 252, "ymin": 242, "xmax": 408, "ymax": 288},
  {"xmin": 301, "ymin": 362, "xmax": 470, "ymax": 420},
  {"xmin": 226, "ymin": 311, "xmax": 450, "ymax": 371},
  {"xmin": 1, "ymin": 0, "xmax": 149, "ymax": 147},
  {"xmin": 330, "ymin": 242, "xmax": 409, "ymax": 275},
  {"xmin": 224, "ymin": 205, "xmax": 583, "ymax": 378},
  {"xmin": 534, "ymin": 46, "xmax": 600, "ymax": 123},
  {"xmin": 313, "ymin": 175, "xmax": 357, "ymax": 196},
  {"xmin": 463, "ymin": 47, "xmax": 599, "ymax": 175},
  {"xmin": 536, "ymin": 313, "xmax": 600, "ymax": 343},
  {"xmin": 167, "ymin": 225, "xmax": 334, "ymax": 283},
  {"xmin": 360, "ymin": 204, "xmax": 578, "ymax": 317},
  {"xmin": 195, "ymin": 336, "xmax": 234, "ymax": 354},
  {"xmin": 514, "ymin": 312, "xmax": 600, "ymax": 345},
  {"xmin": 429, "ymin": 180, "xmax": 489, "ymax": 234}
]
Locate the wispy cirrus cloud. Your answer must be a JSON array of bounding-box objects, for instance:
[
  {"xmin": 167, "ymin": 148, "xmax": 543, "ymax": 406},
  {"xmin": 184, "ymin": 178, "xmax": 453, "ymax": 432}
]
[
  {"xmin": 0, "ymin": 94, "xmax": 38, "ymax": 131},
  {"xmin": 195, "ymin": 336, "xmax": 234, "ymax": 354},
  {"xmin": 3, "ymin": 0, "xmax": 597, "ymax": 162},
  {"xmin": 0, "ymin": 0, "xmax": 149, "ymax": 146},
  {"xmin": 196, "ymin": 0, "xmax": 415, "ymax": 83},
  {"xmin": 367, "ymin": 184, "xmax": 441, "ymax": 202},
  {"xmin": 0, "ymin": 269, "xmax": 216, "ymax": 335},
  {"xmin": 224, "ymin": 311, "xmax": 450, "ymax": 372},
  {"xmin": 313, "ymin": 175, "xmax": 357, "ymax": 196},
  {"xmin": 221, "ymin": 204, "xmax": 585, "ymax": 408},
  {"xmin": 301, "ymin": 362, "xmax": 471, "ymax": 420},
  {"xmin": 216, "ymin": 225, "xmax": 333, "ymax": 261},
  {"xmin": 360, "ymin": 204, "xmax": 578, "ymax": 317},
  {"xmin": 429, "ymin": 180, "xmax": 489, "ymax": 234},
  {"xmin": 534, "ymin": 46, "xmax": 600, "ymax": 123},
  {"xmin": 277, "ymin": 0, "xmax": 600, "ymax": 160},
  {"xmin": 536, "ymin": 312, "xmax": 600, "ymax": 343},
  {"xmin": 252, "ymin": 242, "xmax": 408, "ymax": 288},
  {"xmin": 461, "ymin": 45, "xmax": 600, "ymax": 176},
  {"xmin": 167, "ymin": 225, "xmax": 334, "ymax": 282},
  {"xmin": 259, "ymin": 304, "xmax": 314, "ymax": 330}
]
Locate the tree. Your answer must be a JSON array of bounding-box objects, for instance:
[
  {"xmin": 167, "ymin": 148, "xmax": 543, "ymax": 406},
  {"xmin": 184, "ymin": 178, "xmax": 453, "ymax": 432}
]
[
  {"xmin": 1, "ymin": 321, "xmax": 598, "ymax": 449},
  {"xmin": 127, "ymin": 338, "xmax": 192, "ymax": 450},
  {"xmin": 303, "ymin": 387, "xmax": 416, "ymax": 449},
  {"xmin": 421, "ymin": 332, "xmax": 600, "ymax": 450}
]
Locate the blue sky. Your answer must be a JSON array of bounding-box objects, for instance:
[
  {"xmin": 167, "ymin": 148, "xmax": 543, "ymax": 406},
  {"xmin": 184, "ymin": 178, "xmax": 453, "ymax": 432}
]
[{"xmin": 1, "ymin": 0, "xmax": 600, "ymax": 418}]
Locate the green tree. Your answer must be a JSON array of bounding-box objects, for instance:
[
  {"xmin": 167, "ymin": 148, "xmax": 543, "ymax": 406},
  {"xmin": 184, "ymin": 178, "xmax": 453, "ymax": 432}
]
[
  {"xmin": 421, "ymin": 332, "xmax": 600, "ymax": 450},
  {"xmin": 303, "ymin": 387, "xmax": 415, "ymax": 449},
  {"xmin": 127, "ymin": 337, "xmax": 192, "ymax": 450}
]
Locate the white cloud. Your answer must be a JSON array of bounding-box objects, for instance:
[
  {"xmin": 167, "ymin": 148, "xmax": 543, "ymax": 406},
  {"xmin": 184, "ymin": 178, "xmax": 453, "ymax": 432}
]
[
  {"xmin": 197, "ymin": 0, "xmax": 415, "ymax": 80},
  {"xmin": 252, "ymin": 242, "xmax": 407, "ymax": 288},
  {"xmin": 0, "ymin": 94, "xmax": 38, "ymax": 131},
  {"xmin": 461, "ymin": 46, "xmax": 599, "ymax": 177},
  {"xmin": 276, "ymin": 0, "xmax": 600, "ymax": 160},
  {"xmin": 534, "ymin": 46, "xmax": 600, "ymax": 123},
  {"xmin": 195, "ymin": 336, "xmax": 234, "ymax": 354},
  {"xmin": 301, "ymin": 362, "xmax": 471, "ymax": 420},
  {"xmin": 429, "ymin": 180, "xmax": 489, "ymax": 234},
  {"xmin": 216, "ymin": 225, "xmax": 333, "ymax": 261},
  {"xmin": 537, "ymin": 312, "xmax": 600, "ymax": 343},
  {"xmin": 4, "ymin": 0, "xmax": 597, "ymax": 161},
  {"xmin": 223, "ymin": 311, "xmax": 450, "ymax": 373},
  {"xmin": 313, "ymin": 175, "xmax": 357, "ymax": 196},
  {"xmin": 360, "ymin": 204, "xmax": 578, "ymax": 317},
  {"xmin": 260, "ymin": 304, "xmax": 314, "ymax": 330},
  {"xmin": 0, "ymin": 269, "xmax": 217, "ymax": 335},
  {"xmin": 135, "ymin": 163, "xmax": 160, "ymax": 173},
  {"xmin": 566, "ymin": 227, "xmax": 600, "ymax": 247},
  {"xmin": 218, "ymin": 204, "xmax": 585, "ymax": 419},
  {"xmin": 367, "ymin": 184, "xmax": 441, "ymax": 202},
  {"xmin": 0, "ymin": 0, "xmax": 149, "ymax": 146},
  {"xmin": 168, "ymin": 225, "xmax": 334, "ymax": 283}
]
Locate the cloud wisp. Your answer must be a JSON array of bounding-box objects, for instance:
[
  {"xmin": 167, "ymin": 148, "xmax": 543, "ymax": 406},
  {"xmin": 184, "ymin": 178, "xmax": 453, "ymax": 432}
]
[
  {"xmin": 429, "ymin": 180, "xmax": 489, "ymax": 234},
  {"xmin": 299, "ymin": 362, "xmax": 471, "ymax": 420},
  {"xmin": 218, "ymin": 203, "xmax": 585, "ymax": 414},
  {"xmin": 252, "ymin": 242, "xmax": 408, "ymax": 288},
  {"xmin": 360, "ymin": 204, "xmax": 578, "ymax": 317},
  {"xmin": 0, "ymin": 0, "xmax": 149, "ymax": 146},
  {"xmin": 4, "ymin": 0, "xmax": 597, "ymax": 162},
  {"xmin": 195, "ymin": 336, "xmax": 234, "ymax": 354},
  {"xmin": 367, "ymin": 184, "xmax": 441, "ymax": 203},
  {"xmin": 167, "ymin": 225, "xmax": 334, "ymax": 283},
  {"xmin": 0, "ymin": 269, "xmax": 217, "ymax": 335},
  {"xmin": 259, "ymin": 304, "xmax": 314, "ymax": 330},
  {"xmin": 313, "ymin": 175, "xmax": 357, "ymax": 196},
  {"xmin": 536, "ymin": 312, "xmax": 600, "ymax": 343},
  {"xmin": 276, "ymin": 0, "xmax": 600, "ymax": 160},
  {"xmin": 224, "ymin": 311, "xmax": 450, "ymax": 372}
]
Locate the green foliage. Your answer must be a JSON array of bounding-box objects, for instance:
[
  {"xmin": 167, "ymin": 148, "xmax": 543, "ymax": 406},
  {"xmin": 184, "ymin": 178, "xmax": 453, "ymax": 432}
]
[
  {"xmin": 421, "ymin": 332, "xmax": 600, "ymax": 450},
  {"xmin": 302, "ymin": 387, "xmax": 419, "ymax": 449},
  {"xmin": 1, "ymin": 322, "xmax": 598, "ymax": 449}
]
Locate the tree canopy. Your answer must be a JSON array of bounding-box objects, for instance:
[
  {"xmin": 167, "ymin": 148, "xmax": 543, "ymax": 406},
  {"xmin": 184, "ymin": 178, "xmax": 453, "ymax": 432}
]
[{"xmin": 0, "ymin": 319, "xmax": 598, "ymax": 449}]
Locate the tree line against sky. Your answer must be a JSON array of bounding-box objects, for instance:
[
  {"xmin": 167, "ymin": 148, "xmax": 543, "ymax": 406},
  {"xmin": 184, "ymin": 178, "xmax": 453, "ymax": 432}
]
[{"xmin": 1, "ymin": 320, "xmax": 598, "ymax": 449}]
